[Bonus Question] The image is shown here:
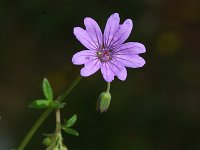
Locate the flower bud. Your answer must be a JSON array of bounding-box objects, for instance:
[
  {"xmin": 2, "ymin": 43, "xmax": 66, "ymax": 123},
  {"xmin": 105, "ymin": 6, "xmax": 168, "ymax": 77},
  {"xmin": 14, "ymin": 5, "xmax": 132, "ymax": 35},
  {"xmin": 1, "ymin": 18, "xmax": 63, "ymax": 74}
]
[{"xmin": 97, "ymin": 92, "xmax": 111, "ymax": 113}]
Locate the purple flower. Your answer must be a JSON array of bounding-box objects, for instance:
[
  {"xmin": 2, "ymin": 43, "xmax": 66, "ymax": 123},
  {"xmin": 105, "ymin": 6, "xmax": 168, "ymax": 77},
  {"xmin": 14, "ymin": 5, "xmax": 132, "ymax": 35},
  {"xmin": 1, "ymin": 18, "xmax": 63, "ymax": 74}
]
[{"xmin": 72, "ymin": 13, "xmax": 146, "ymax": 82}]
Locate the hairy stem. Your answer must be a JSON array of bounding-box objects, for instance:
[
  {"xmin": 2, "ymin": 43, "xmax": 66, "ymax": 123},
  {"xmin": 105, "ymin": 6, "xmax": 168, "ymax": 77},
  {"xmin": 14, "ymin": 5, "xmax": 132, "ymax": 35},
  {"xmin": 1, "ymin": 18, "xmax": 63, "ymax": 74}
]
[{"xmin": 17, "ymin": 75, "xmax": 82, "ymax": 150}]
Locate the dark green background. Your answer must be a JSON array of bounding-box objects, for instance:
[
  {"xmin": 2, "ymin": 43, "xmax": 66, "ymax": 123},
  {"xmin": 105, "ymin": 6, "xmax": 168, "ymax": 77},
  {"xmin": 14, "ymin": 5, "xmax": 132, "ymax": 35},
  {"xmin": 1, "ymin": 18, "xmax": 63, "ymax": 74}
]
[{"xmin": 0, "ymin": 0, "xmax": 200, "ymax": 149}]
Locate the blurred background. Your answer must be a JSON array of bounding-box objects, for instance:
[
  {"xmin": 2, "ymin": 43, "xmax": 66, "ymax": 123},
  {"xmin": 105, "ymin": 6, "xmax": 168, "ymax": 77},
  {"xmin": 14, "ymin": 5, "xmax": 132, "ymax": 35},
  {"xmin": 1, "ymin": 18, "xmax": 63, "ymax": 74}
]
[{"xmin": 0, "ymin": 0, "xmax": 200, "ymax": 149}]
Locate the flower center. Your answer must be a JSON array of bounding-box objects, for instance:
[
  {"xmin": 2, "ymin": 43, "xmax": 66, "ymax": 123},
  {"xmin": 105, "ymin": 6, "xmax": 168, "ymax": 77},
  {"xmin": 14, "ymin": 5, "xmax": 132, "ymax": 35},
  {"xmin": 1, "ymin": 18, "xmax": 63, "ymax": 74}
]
[{"xmin": 97, "ymin": 49, "xmax": 111, "ymax": 62}]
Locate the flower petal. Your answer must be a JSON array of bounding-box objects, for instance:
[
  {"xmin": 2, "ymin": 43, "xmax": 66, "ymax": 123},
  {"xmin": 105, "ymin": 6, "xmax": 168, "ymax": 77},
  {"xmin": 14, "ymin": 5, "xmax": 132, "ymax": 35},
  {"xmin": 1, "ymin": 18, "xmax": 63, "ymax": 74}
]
[
  {"xmin": 116, "ymin": 67, "xmax": 127, "ymax": 81},
  {"xmin": 84, "ymin": 17, "xmax": 102, "ymax": 48},
  {"xmin": 108, "ymin": 60, "xmax": 127, "ymax": 81},
  {"xmin": 100, "ymin": 61, "xmax": 127, "ymax": 82},
  {"xmin": 74, "ymin": 27, "xmax": 98, "ymax": 50},
  {"xmin": 103, "ymin": 13, "xmax": 120, "ymax": 47},
  {"xmin": 108, "ymin": 19, "xmax": 133, "ymax": 48},
  {"xmin": 72, "ymin": 50, "xmax": 97, "ymax": 65},
  {"xmin": 101, "ymin": 63, "xmax": 115, "ymax": 82},
  {"xmin": 113, "ymin": 42, "xmax": 146, "ymax": 55},
  {"xmin": 113, "ymin": 55, "xmax": 145, "ymax": 68},
  {"xmin": 80, "ymin": 59, "xmax": 101, "ymax": 77}
]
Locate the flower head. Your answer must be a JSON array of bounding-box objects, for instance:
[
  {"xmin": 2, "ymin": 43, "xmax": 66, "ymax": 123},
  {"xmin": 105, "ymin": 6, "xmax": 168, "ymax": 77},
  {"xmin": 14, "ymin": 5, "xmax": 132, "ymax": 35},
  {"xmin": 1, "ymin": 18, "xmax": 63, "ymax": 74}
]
[{"xmin": 72, "ymin": 13, "xmax": 146, "ymax": 82}]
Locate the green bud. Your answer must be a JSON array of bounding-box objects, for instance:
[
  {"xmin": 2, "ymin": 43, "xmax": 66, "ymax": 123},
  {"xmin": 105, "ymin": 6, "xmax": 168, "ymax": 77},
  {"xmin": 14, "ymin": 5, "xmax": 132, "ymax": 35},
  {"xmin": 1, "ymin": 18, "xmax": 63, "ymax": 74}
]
[
  {"xmin": 42, "ymin": 137, "xmax": 51, "ymax": 146},
  {"xmin": 97, "ymin": 92, "xmax": 111, "ymax": 113}
]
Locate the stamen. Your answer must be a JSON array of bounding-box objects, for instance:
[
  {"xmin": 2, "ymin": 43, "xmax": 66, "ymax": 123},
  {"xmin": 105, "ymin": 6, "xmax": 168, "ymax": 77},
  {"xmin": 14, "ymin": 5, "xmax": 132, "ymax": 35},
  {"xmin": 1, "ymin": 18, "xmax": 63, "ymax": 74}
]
[{"xmin": 97, "ymin": 49, "xmax": 112, "ymax": 62}]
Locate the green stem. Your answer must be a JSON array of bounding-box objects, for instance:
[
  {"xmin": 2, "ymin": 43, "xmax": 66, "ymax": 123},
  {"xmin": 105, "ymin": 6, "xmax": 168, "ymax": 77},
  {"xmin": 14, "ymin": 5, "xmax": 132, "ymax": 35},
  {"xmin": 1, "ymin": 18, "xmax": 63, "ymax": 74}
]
[
  {"xmin": 106, "ymin": 82, "xmax": 111, "ymax": 93},
  {"xmin": 17, "ymin": 75, "xmax": 82, "ymax": 150},
  {"xmin": 55, "ymin": 109, "xmax": 61, "ymax": 133},
  {"xmin": 57, "ymin": 75, "xmax": 82, "ymax": 103}
]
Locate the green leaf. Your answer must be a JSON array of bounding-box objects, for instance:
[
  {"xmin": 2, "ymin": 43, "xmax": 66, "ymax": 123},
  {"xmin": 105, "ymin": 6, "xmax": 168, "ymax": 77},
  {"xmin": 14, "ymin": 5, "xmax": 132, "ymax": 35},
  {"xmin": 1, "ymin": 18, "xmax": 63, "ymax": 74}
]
[
  {"xmin": 65, "ymin": 114, "xmax": 77, "ymax": 128},
  {"xmin": 28, "ymin": 99, "xmax": 50, "ymax": 109},
  {"xmin": 43, "ymin": 78, "xmax": 53, "ymax": 101},
  {"xmin": 62, "ymin": 127, "xmax": 79, "ymax": 136}
]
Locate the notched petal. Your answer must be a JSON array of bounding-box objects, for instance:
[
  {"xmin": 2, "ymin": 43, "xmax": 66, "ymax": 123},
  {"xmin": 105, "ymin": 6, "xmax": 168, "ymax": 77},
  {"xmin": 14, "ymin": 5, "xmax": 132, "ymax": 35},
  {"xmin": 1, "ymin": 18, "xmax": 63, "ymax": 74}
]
[
  {"xmin": 108, "ymin": 19, "xmax": 133, "ymax": 48},
  {"xmin": 103, "ymin": 13, "xmax": 120, "ymax": 46},
  {"xmin": 108, "ymin": 60, "xmax": 127, "ymax": 81},
  {"xmin": 101, "ymin": 63, "xmax": 115, "ymax": 82},
  {"xmin": 115, "ymin": 65, "xmax": 127, "ymax": 81},
  {"xmin": 113, "ymin": 42, "xmax": 146, "ymax": 55},
  {"xmin": 73, "ymin": 27, "xmax": 98, "ymax": 50},
  {"xmin": 84, "ymin": 17, "xmax": 103, "ymax": 48},
  {"xmin": 114, "ymin": 55, "xmax": 146, "ymax": 68},
  {"xmin": 72, "ymin": 50, "xmax": 96, "ymax": 65},
  {"xmin": 80, "ymin": 60, "xmax": 101, "ymax": 77}
]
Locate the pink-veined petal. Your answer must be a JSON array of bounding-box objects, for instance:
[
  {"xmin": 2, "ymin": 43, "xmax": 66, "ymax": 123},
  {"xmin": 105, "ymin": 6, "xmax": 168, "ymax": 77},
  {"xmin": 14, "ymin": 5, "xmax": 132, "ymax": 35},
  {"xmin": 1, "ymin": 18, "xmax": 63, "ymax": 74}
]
[
  {"xmin": 113, "ymin": 54, "xmax": 146, "ymax": 68},
  {"xmin": 80, "ymin": 59, "xmax": 101, "ymax": 77},
  {"xmin": 100, "ymin": 63, "xmax": 115, "ymax": 82},
  {"xmin": 72, "ymin": 50, "xmax": 97, "ymax": 65},
  {"xmin": 117, "ymin": 67, "xmax": 127, "ymax": 81},
  {"xmin": 108, "ymin": 60, "xmax": 127, "ymax": 81},
  {"xmin": 103, "ymin": 13, "xmax": 120, "ymax": 47},
  {"xmin": 108, "ymin": 19, "xmax": 133, "ymax": 48},
  {"xmin": 113, "ymin": 42, "xmax": 146, "ymax": 55},
  {"xmin": 84, "ymin": 17, "xmax": 102, "ymax": 48},
  {"xmin": 74, "ymin": 27, "xmax": 98, "ymax": 50},
  {"xmin": 100, "ymin": 61, "xmax": 127, "ymax": 82}
]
